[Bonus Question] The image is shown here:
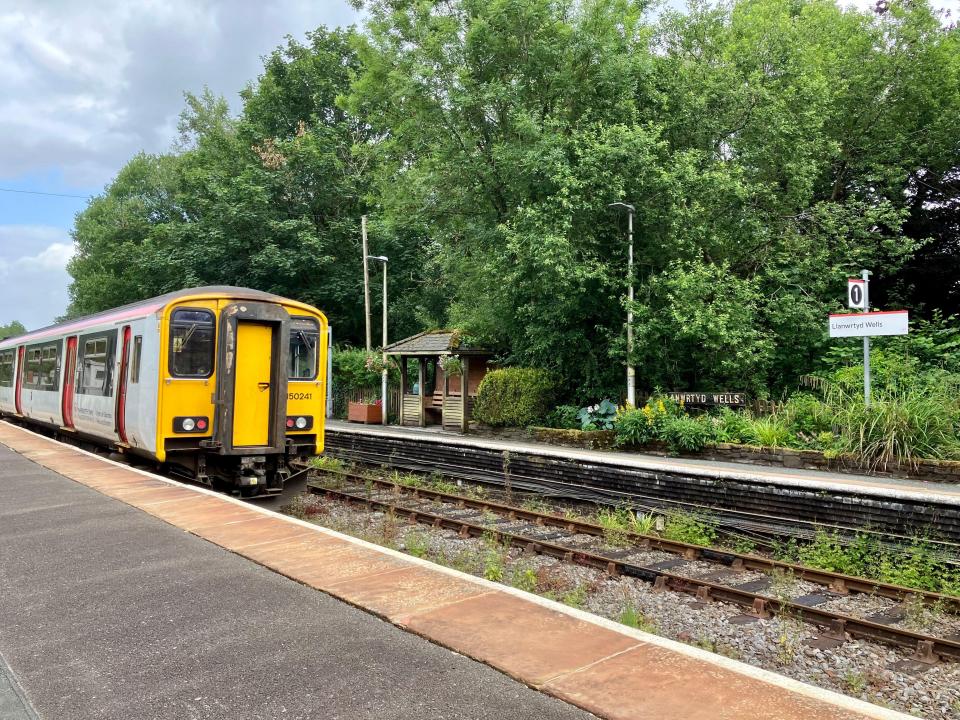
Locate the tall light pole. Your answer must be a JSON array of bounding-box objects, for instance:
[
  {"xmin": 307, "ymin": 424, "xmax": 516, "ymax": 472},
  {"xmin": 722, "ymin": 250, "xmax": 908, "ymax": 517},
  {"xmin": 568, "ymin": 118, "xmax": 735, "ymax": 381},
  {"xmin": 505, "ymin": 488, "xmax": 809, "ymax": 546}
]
[
  {"xmin": 362, "ymin": 215, "xmax": 372, "ymax": 351},
  {"xmin": 608, "ymin": 202, "xmax": 636, "ymax": 407},
  {"xmin": 368, "ymin": 255, "xmax": 389, "ymax": 421}
]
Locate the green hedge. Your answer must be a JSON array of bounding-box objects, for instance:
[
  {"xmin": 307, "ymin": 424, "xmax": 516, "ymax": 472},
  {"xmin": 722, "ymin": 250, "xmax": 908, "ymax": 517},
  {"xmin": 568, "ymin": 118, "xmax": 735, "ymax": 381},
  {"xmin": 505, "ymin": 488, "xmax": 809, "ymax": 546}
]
[{"xmin": 473, "ymin": 368, "xmax": 555, "ymax": 427}]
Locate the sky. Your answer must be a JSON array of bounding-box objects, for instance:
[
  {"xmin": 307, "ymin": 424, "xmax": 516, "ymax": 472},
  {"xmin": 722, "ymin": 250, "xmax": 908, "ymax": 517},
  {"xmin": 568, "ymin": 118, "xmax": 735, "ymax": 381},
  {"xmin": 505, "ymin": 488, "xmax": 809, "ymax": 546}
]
[
  {"xmin": 1, "ymin": 0, "xmax": 957, "ymax": 331},
  {"xmin": 0, "ymin": 0, "xmax": 360, "ymax": 330}
]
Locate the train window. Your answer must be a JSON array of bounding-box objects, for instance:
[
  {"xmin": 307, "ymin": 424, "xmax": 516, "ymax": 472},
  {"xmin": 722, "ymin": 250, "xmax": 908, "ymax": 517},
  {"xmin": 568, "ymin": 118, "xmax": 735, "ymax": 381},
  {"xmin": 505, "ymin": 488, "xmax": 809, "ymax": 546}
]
[
  {"xmin": 289, "ymin": 317, "xmax": 319, "ymax": 380},
  {"xmin": 40, "ymin": 344, "xmax": 60, "ymax": 391},
  {"xmin": 170, "ymin": 309, "xmax": 215, "ymax": 378},
  {"xmin": 21, "ymin": 342, "xmax": 62, "ymax": 391},
  {"xmin": 78, "ymin": 334, "xmax": 115, "ymax": 397},
  {"xmin": 24, "ymin": 347, "xmax": 41, "ymax": 388},
  {"xmin": 0, "ymin": 350, "xmax": 13, "ymax": 387},
  {"xmin": 131, "ymin": 336, "xmax": 142, "ymax": 383}
]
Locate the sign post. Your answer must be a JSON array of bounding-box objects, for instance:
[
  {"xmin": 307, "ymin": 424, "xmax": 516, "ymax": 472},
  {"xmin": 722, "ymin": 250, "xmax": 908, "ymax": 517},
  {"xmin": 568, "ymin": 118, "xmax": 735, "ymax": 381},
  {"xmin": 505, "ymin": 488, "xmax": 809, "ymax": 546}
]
[
  {"xmin": 829, "ymin": 270, "xmax": 910, "ymax": 408},
  {"xmin": 860, "ymin": 270, "xmax": 872, "ymax": 407}
]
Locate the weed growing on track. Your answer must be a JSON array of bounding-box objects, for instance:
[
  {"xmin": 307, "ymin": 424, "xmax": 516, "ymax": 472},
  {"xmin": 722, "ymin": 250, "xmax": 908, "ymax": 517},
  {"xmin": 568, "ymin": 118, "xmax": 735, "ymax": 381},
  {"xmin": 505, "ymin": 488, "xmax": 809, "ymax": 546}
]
[
  {"xmin": 510, "ymin": 564, "xmax": 538, "ymax": 593},
  {"xmin": 309, "ymin": 455, "xmax": 348, "ymax": 473},
  {"xmin": 774, "ymin": 530, "xmax": 960, "ymax": 597},
  {"xmin": 404, "ymin": 530, "xmax": 430, "ymax": 558},
  {"xmin": 844, "ymin": 671, "xmax": 867, "ymax": 695},
  {"xmin": 619, "ymin": 604, "xmax": 657, "ymax": 633},
  {"xmin": 661, "ymin": 511, "xmax": 718, "ymax": 547},
  {"xmin": 482, "ymin": 531, "xmax": 509, "ymax": 582}
]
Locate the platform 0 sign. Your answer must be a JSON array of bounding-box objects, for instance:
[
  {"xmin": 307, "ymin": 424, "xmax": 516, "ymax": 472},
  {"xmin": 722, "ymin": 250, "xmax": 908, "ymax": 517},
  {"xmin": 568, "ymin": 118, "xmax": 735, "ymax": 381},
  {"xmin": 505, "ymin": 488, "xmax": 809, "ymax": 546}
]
[
  {"xmin": 666, "ymin": 392, "xmax": 746, "ymax": 408},
  {"xmin": 828, "ymin": 310, "xmax": 909, "ymax": 338}
]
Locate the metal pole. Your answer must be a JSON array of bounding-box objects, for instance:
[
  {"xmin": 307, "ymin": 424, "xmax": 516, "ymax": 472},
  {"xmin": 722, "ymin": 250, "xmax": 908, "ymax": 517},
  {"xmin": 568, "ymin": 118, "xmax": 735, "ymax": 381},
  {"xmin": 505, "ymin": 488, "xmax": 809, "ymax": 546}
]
[
  {"xmin": 326, "ymin": 325, "xmax": 334, "ymax": 419},
  {"xmin": 626, "ymin": 209, "xmax": 635, "ymax": 407},
  {"xmin": 381, "ymin": 261, "xmax": 388, "ymax": 421},
  {"xmin": 862, "ymin": 269, "xmax": 872, "ymax": 408},
  {"xmin": 362, "ymin": 215, "xmax": 371, "ymax": 352}
]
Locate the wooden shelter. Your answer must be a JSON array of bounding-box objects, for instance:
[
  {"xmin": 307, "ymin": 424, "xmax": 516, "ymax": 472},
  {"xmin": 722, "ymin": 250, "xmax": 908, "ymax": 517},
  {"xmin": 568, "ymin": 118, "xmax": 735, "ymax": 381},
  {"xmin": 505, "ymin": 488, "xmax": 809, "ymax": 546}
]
[{"xmin": 384, "ymin": 331, "xmax": 493, "ymax": 433}]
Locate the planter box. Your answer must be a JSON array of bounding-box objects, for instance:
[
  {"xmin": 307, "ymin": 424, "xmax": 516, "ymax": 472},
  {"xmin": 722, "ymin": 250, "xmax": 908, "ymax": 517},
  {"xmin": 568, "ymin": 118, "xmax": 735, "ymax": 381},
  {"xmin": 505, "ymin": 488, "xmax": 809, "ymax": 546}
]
[{"xmin": 348, "ymin": 402, "xmax": 382, "ymax": 424}]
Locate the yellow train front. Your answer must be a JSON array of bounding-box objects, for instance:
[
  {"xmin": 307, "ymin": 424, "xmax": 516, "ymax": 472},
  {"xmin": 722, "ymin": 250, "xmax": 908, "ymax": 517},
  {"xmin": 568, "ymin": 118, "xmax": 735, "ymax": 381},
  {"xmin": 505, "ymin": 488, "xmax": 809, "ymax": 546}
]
[{"xmin": 0, "ymin": 286, "xmax": 327, "ymax": 497}]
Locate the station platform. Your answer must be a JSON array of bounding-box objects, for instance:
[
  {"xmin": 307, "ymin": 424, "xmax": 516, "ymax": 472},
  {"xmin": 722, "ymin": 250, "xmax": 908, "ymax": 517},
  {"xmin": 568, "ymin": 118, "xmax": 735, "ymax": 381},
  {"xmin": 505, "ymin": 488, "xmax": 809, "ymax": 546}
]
[
  {"xmin": 327, "ymin": 420, "xmax": 960, "ymax": 505},
  {"xmin": 0, "ymin": 421, "xmax": 907, "ymax": 720}
]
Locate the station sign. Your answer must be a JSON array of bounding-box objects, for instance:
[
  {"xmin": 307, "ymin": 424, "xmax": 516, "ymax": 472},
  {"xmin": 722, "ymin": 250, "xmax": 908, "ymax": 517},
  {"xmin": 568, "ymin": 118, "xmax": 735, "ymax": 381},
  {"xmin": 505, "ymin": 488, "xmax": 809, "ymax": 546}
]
[
  {"xmin": 828, "ymin": 310, "xmax": 909, "ymax": 338},
  {"xmin": 666, "ymin": 392, "xmax": 746, "ymax": 407}
]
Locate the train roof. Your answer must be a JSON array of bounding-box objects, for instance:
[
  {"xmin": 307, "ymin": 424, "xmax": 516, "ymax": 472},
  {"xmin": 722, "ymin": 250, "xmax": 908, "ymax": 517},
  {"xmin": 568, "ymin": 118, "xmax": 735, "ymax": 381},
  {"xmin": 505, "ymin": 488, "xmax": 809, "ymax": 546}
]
[{"xmin": 0, "ymin": 286, "xmax": 294, "ymax": 348}]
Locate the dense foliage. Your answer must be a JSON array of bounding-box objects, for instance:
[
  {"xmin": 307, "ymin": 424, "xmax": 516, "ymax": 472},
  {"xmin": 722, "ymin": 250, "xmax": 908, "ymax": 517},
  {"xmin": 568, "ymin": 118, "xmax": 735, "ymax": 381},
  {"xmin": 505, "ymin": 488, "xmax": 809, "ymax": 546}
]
[
  {"xmin": 473, "ymin": 368, "xmax": 556, "ymax": 427},
  {"xmin": 0, "ymin": 321, "xmax": 26, "ymax": 341},
  {"xmin": 68, "ymin": 0, "xmax": 960, "ymax": 402}
]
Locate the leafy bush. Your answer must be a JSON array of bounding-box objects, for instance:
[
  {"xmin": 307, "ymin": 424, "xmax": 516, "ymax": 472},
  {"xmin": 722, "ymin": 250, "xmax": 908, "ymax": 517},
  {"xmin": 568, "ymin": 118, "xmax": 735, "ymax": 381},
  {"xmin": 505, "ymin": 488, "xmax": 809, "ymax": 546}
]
[
  {"xmin": 661, "ymin": 414, "xmax": 714, "ymax": 453},
  {"xmin": 782, "ymin": 393, "xmax": 834, "ymax": 436},
  {"xmin": 711, "ymin": 408, "xmax": 759, "ymax": 445},
  {"xmin": 333, "ymin": 348, "xmax": 398, "ymax": 391},
  {"xmin": 576, "ymin": 399, "xmax": 618, "ymax": 430},
  {"xmin": 832, "ymin": 390, "xmax": 960, "ymax": 469},
  {"xmin": 614, "ymin": 396, "xmax": 681, "ymax": 447},
  {"xmin": 473, "ymin": 367, "xmax": 556, "ymax": 427},
  {"xmin": 748, "ymin": 415, "xmax": 794, "ymax": 448},
  {"xmin": 544, "ymin": 405, "xmax": 580, "ymax": 429}
]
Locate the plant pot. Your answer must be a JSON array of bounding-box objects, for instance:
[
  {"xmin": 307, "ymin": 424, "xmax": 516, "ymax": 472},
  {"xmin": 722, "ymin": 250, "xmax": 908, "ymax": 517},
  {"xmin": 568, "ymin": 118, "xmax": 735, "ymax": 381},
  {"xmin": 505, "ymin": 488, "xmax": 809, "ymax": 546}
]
[{"xmin": 348, "ymin": 402, "xmax": 382, "ymax": 424}]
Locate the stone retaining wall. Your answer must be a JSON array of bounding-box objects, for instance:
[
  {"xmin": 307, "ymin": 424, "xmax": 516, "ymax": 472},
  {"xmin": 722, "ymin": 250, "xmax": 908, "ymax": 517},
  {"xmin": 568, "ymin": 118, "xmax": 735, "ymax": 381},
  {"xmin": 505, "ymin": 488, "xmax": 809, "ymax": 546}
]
[{"xmin": 533, "ymin": 432, "xmax": 960, "ymax": 484}]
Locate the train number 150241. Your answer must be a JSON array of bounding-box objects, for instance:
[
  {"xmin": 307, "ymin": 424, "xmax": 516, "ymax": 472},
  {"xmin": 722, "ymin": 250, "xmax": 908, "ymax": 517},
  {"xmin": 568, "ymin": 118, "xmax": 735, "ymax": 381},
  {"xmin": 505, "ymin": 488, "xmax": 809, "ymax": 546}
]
[{"xmin": 288, "ymin": 392, "xmax": 313, "ymax": 400}]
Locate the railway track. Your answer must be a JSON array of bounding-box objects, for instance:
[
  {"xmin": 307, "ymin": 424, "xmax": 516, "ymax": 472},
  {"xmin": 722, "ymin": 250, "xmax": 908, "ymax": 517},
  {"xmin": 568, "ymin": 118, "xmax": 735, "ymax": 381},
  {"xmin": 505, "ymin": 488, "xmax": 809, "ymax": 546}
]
[{"xmin": 302, "ymin": 465, "xmax": 960, "ymax": 665}]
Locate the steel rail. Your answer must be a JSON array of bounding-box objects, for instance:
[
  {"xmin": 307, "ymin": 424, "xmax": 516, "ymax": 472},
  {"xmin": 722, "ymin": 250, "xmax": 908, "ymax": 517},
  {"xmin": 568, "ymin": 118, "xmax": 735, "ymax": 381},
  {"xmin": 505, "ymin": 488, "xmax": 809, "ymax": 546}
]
[
  {"xmin": 302, "ymin": 466, "xmax": 960, "ymax": 614},
  {"xmin": 308, "ymin": 478, "xmax": 960, "ymax": 663}
]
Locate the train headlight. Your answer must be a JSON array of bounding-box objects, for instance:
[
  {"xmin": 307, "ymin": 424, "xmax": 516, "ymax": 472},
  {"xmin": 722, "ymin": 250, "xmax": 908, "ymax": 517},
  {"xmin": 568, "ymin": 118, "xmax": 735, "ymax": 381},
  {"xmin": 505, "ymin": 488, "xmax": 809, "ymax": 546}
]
[
  {"xmin": 286, "ymin": 416, "xmax": 312, "ymax": 431},
  {"xmin": 173, "ymin": 416, "xmax": 209, "ymax": 433}
]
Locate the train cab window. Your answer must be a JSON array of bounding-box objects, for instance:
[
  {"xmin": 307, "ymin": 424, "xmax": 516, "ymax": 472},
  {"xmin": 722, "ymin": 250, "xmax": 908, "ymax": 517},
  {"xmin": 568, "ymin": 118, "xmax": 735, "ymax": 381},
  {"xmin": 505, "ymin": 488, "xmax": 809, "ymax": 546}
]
[
  {"xmin": 170, "ymin": 309, "xmax": 215, "ymax": 378},
  {"xmin": 0, "ymin": 350, "xmax": 13, "ymax": 387},
  {"xmin": 78, "ymin": 334, "xmax": 115, "ymax": 396},
  {"xmin": 289, "ymin": 317, "xmax": 319, "ymax": 380},
  {"xmin": 131, "ymin": 336, "xmax": 142, "ymax": 383}
]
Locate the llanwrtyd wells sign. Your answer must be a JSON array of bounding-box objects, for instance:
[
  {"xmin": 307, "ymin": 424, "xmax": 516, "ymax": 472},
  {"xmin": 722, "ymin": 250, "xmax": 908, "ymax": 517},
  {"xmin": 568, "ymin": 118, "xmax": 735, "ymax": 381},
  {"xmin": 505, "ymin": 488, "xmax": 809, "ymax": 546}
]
[{"xmin": 666, "ymin": 392, "xmax": 746, "ymax": 407}]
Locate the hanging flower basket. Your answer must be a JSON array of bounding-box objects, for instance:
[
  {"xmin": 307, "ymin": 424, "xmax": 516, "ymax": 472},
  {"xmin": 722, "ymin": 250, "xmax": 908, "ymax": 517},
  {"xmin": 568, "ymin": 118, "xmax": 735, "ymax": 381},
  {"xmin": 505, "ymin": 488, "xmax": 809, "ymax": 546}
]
[{"xmin": 439, "ymin": 354, "xmax": 463, "ymax": 377}]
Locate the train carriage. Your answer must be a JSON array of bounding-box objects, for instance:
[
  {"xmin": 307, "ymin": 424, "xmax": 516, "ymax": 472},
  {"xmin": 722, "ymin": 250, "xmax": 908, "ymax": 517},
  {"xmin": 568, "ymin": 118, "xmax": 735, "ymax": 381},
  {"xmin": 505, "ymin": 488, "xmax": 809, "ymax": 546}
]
[{"xmin": 0, "ymin": 286, "xmax": 327, "ymax": 496}]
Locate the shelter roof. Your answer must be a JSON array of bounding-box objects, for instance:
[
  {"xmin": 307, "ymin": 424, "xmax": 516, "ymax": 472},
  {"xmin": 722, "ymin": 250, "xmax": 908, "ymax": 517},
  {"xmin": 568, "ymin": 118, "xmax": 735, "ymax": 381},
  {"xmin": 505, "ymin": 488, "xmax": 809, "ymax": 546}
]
[{"xmin": 384, "ymin": 330, "xmax": 491, "ymax": 356}]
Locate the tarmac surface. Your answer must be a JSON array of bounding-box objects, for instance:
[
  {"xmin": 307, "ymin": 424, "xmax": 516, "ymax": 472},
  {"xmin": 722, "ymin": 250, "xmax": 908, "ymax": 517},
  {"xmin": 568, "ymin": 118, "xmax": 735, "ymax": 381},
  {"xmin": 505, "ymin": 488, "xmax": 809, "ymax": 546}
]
[{"xmin": 0, "ymin": 445, "xmax": 592, "ymax": 720}]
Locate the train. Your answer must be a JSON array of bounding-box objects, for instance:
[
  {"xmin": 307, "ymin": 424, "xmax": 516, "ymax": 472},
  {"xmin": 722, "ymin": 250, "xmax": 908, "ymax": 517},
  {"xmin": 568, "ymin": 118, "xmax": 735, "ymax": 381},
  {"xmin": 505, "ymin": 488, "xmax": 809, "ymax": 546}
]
[{"xmin": 0, "ymin": 286, "xmax": 327, "ymax": 497}]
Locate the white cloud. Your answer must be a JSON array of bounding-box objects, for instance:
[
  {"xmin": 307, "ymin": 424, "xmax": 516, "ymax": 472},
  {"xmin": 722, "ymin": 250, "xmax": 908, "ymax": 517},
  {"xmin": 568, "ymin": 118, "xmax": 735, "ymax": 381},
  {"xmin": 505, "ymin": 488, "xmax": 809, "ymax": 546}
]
[
  {"xmin": 0, "ymin": 226, "xmax": 75, "ymax": 328},
  {"xmin": 0, "ymin": 1, "xmax": 361, "ymax": 188},
  {"xmin": 14, "ymin": 242, "xmax": 75, "ymax": 272}
]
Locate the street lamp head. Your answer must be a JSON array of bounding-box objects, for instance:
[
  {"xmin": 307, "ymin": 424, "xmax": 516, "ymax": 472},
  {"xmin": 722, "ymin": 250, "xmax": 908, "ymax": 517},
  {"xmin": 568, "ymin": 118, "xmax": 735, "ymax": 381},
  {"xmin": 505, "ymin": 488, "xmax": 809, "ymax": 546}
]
[
  {"xmin": 367, "ymin": 255, "xmax": 389, "ymax": 263},
  {"xmin": 607, "ymin": 202, "xmax": 635, "ymax": 213}
]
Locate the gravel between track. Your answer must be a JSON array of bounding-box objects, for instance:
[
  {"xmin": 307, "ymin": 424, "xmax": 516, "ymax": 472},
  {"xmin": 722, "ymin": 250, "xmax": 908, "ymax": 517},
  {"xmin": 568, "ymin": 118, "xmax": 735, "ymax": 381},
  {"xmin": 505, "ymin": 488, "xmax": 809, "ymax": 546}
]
[{"xmin": 287, "ymin": 491, "xmax": 960, "ymax": 720}]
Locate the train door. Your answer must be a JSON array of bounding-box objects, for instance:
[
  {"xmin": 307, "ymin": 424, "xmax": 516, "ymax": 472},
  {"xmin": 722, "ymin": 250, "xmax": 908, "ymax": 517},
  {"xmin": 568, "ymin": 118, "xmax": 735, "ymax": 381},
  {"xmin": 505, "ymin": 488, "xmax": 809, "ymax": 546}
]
[
  {"xmin": 115, "ymin": 326, "xmax": 131, "ymax": 444},
  {"xmin": 62, "ymin": 336, "xmax": 78, "ymax": 428},
  {"xmin": 232, "ymin": 322, "xmax": 273, "ymax": 447},
  {"xmin": 14, "ymin": 346, "xmax": 24, "ymax": 415}
]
